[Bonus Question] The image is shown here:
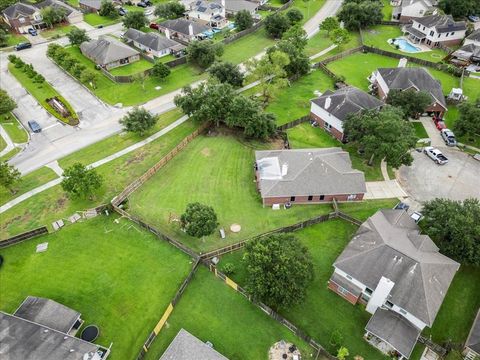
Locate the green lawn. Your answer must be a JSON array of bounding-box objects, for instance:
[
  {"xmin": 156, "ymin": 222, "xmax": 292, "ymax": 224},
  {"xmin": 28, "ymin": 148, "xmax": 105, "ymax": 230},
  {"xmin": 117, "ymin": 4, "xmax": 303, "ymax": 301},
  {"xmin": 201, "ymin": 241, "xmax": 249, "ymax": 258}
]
[
  {"xmin": 362, "ymin": 25, "xmax": 448, "ymax": 63},
  {"xmin": 0, "ymin": 112, "xmax": 28, "ymax": 143},
  {"xmin": 144, "ymin": 266, "xmax": 316, "ymax": 360},
  {"xmin": 108, "ymin": 58, "xmax": 154, "ymax": 76},
  {"xmin": 221, "ymin": 219, "xmax": 390, "ymax": 359},
  {"xmin": 41, "ymin": 24, "xmax": 75, "ymax": 39},
  {"xmin": 3, "ymin": 32, "xmax": 28, "ymax": 47},
  {"xmin": 62, "ymin": 46, "xmax": 207, "ymax": 106},
  {"xmin": 337, "ymin": 199, "xmax": 399, "ymax": 221},
  {"xmin": 291, "ymin": 0, "xmax": 327, "ymax": 25},
  {"xmin": 0, "ymin": 147, "xmax": 20, "ymax": 162},
  {"xmin": 0, "ymin": 166, "xmax": 58, "ymax": 206},
  {"xmin": 222, "ymin": 28, "xmax": 276, "ymax": 64},
  {"xmin": 128, "ymin": 133, "xmax": 333, "ymax": 253},
  {"xmin": 84, "ymin": 13, "xmax": 121, "ymax": 27},
  {"xmin": 381, "ymin": 0, "xmax": 392, "ymax": 20},
  {"xmin": 0, "ymin": 214, "xmax": 192, "ymax": 360},
  {"xmin": 412, "ymin": 121, "xmax": 428, "ymax": 139},
  {"xmin": 266, "ymin": 69, "xmax": 334, "ymax": 125},
  {"xmin": 0, "ymin": 120, "xmax": 198, "ymax": 238},
  {"xmin": 0, "ymin": 133, "xmax": 6, "ymax": 152},
  {"xmin": 8, "ymin": 63, "xmax": 78, "ymax": 125},
  {"xmin": 307, "ymin": 31, "xmax": 361, "ymax": 59}
]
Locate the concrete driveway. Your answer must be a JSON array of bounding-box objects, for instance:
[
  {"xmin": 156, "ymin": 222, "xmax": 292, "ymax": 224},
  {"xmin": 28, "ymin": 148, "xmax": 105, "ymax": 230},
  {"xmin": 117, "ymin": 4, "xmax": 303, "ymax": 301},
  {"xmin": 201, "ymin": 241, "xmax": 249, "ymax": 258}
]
[{"xmin": 304, "ymin": 0, "xmax": 343, "ymax": 38}]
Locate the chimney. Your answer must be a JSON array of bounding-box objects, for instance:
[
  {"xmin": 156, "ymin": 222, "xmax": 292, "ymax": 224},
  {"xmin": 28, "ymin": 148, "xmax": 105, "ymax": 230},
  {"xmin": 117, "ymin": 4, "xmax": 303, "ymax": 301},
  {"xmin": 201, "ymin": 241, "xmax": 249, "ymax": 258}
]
[
  {"xmin": 221, "ymin": 0, "xmax": 226, "ymax": 16},
  {"xmin": 324, "ymin": 96, "xmax": 331, "ymax": 110},
  {"xmin": 366, "ymin": 276, "xmax": 395, "ymax": 314},
  {"xmin": 281, "ymin": 163, "xmax": 288, "ymax": 176},
  {"xmin": 165, "ymin": 28, "xmax": 171, "ymax": 39},
  {"xmin": 188, "ymin": 23, "xmax": 194, "ymax": 36},
  {"xmin": 398, "ymin": 58, "xmax": 408, "ymax": 68}
]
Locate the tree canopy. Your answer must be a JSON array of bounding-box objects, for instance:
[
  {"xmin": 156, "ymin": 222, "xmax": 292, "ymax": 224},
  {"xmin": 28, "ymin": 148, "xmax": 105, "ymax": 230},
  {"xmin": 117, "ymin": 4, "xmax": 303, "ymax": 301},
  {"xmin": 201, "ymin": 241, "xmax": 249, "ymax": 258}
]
[
  {"xmin": 343, "ymin": 106, "xmax": 417, "ymax": 168},
  {"xmin": 0, "ymin": 161, "xmax": 21, "ymax": 194},
  {"xmin": 330, "ymin": 27, "xmax": 351, "ymax": 46},
  {"xmin": 99, "ymin": 0, "xmax": 118, "ymax": 18},
  {"xmin": 453, "ymin": 99, "xmax": 480, "ymax": 138},
  {"xmin": 151, "ymin": 62, "xmax": 171, "ymax": 81},
  {"xmin": 235, "ymin": 9, "xmax": 254, "ymax": 31},
  {"xmin": 180, "ymin": 202, "xmax": 218, "ymax": 238},
  {"xmin": 243, "ymin": 233, "xmax": 314, "ymax": 310},
  {"xmin": 120, "ymin": 107, "xmax": 157, "ymax": 135},
  {"xmin": 122, "ymin": 11, "xmax": 148, "ymax": 30},
  {"xmin": 386, "ymin": 89, "xmax": 432, "ymax": 119},
  {"xmin": 40, "ymin": 6, "xmax": 66, "ymax": 28},
  {"xmin": 422, "ymin": 198, "xmax": 480, "ymax": 266},
  {"xmin": 186, "ymin": 40, "xmax": 224, "ymax": 68},
  {"xmin": 154, "ymin": 1, "xmax": 185, "ymax": 19},
  {"xmin": 285, "ymin": 8, "xmax": 304, "ymax": 24},
  {"xmin": 0, "ymin": 89, "xmax": 16, "ymax": 114},
  {"xmin": 66, "ymin": 27, "xmax": 90, "ymax": 46},
  {"xmin": 264, "ymin": 12, "xmax": 291, "ymax": 39},
  {"xmin": 319, "ymin": 16, "xmax": 340, "ymax": 34},
  {"xmin": 338, "ymin": 0, "xmax": 383, "ymax": 30},
  {"xmin": 207, "ymin": 61, "xmax": 244, "ymax": 87},
  {"xmin": 268, "ymin": 34, "xmax": 310, "ymax": 79},
  {"xmin": 61, "ymin": 163, "xmax": 103, "ymax": 199},
  {"xmin": 439, "ymin": 0, "xmax": 480, "ymax": 18}
]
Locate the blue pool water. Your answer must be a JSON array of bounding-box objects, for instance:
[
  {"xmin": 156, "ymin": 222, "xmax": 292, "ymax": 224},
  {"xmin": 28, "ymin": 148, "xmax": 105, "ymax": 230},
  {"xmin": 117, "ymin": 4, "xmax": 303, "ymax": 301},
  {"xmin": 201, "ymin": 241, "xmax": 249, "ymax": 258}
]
[{"xmin": 391, "ymin": 38, "xmax": 421, "ymax": 53}]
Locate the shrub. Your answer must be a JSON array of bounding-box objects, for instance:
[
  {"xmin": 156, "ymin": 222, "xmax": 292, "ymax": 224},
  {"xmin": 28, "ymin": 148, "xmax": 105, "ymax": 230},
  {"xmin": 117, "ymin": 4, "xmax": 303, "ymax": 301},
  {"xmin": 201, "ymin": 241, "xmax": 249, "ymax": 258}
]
[
  {"xmin": 0, "ymin": 254, "xmax": 3, "ymax": 268},
  {"xmin": 222, "ymin": 263, "xmax": 236, "ymax": 276}
]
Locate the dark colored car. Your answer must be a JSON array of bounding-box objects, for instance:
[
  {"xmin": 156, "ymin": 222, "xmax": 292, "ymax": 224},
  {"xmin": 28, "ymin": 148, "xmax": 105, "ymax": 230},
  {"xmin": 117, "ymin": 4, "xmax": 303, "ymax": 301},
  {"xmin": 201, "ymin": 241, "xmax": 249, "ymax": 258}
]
[
  {"xmin": 144, "ymin": 0, "xmax": 152, "ymax": 5},
  {"xmin": 28, "ymin": 120, "xmax": 42, "ymax": 133},
  {"xmin": 149, "ymin": 22, "xmax": 159, "ymax": 30},
  {"xmin": 119, "ymin": 8, "xmax": 127, "ymax": 15},
  {"xmin": 28, "ymin": 28, "xmax": 38, "ymax": 36},
  {"xmin": 14, "ymin": 42, "xmax": 32, "ymax": 51},
  {"xmin": 137, "ymin": 2, "xmax": 147, "ymax": 7},
  {"xmin": 394, "ymin": 202, "xmax": 410, "ymax": 211}
]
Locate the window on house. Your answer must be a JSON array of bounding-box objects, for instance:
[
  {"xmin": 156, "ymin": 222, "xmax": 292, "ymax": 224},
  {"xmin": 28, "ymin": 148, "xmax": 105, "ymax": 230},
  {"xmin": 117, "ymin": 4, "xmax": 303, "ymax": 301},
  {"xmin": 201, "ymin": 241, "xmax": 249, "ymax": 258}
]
[
  {"xmin": 319, "ymin": 195, "xmax": 325, "ymax": 201},
  {"xmin": 308, "ymin": 195, "xmax": 313, "ymax": 201},
  {"xmin": 324, "ymin": 122, "xmax": 332, "ymax": 131},
  {"xmin": 399, "ymin": 309, "xmax": 407, "ymax": 315},
  {"xmin": 445, "ymin": 33, "xmax": 448, "ymax": 37},
  {"xmin": 385, "ymin": 301, "xmax": 394, "ymax": 308},
  {"xmin": 290, "ymin": 196, "xmax": 296, "ymax": 202},
  {"xmin": 422, "ymin": 26, "xmax": 425, "ymax": 30},
  {"xmin": 365, "ymin": 288, "xmax": 373, "ymax": 295},
  {"xmin": 438, "ymin": 33, "xmax": 441, "ymax": 38},
  {"xmin": 346, "ymin": 275, "xmax": 352, "ymax": 280},
  {"xmin": 338, "ymin": 286, "xmax": 349, "ymax": 296},
  {"xmin": 19, "ymin": 17, "xmax": 25, "ymax": 23},
  {"xmin": 451, "ymin": 32, "xmax": 454, "ymax": 35},
  {"xmin": 429, "ymin": 31, "xmax": 434, "ymax": 36},
  {"xmin": 418, "ymin": 24, "xmax": 421, "ymax": 28}
]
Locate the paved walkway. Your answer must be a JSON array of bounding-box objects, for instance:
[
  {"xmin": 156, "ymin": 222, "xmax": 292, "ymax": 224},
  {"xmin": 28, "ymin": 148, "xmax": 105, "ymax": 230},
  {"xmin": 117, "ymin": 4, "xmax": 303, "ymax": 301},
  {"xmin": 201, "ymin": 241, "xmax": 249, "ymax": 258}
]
[
  {"xmin": 364, "ymin": 180, "xmax": 408, "ymax": 200},
  {"xmin": 0, "ymin": 125, "xmax": 15, "ymax": 157},
  {"xmin": 310, "ymin": 44, "xmax": 337, "ymax": 60},
  {"xmin": 419, "ymin": 116, "xmax": 442, "ymax": 147},
  {"xmin": 45, "ymin": 161, "xmax": 64, "ymax": 176},
  {"xmin": 380, "ymin": 159, "xmax": 389, "ymax": 180},
  {"xmin": 303, "ymin": 0, "xmax": 344, "ymax": 38}
]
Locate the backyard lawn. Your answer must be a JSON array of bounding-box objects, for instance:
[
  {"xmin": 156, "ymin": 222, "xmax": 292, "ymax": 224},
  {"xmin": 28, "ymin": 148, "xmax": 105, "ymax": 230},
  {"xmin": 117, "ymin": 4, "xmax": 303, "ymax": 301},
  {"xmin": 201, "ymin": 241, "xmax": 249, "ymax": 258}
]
[
  {"xmin": 128, "ymin": 133, "xmax": 333, "ymax": 253},
  {"xmin": 143, "ymin": 266, "xmax": 316, "ymax": 360},
  {"xmin": 306, "ymin": 31, "xmax": 361, "ymax": 58},
  {"xmin": 381, "ymin": 0, "xmax": 392, "ymax": 20},
  {"xmin": 0, "ymin": 112, "xmax": 28, "ymax": 143},
  {"xmin": 108, "ymin": 58, "xmax": 154, "ymax": 76},
  {"xmin": 222, "ymin": 28, "xmax": 276, "ymax": 64},
  {"xmin": 362, "ymin": 25, "xmax": 448, "ymax": 63},
  {"xmin": 84, "ymin": 13, "xmax": 121, "ymax": 27},
  {"xmin": 0, "ymin": 215, "xmax": 193, "ymax": 360}
]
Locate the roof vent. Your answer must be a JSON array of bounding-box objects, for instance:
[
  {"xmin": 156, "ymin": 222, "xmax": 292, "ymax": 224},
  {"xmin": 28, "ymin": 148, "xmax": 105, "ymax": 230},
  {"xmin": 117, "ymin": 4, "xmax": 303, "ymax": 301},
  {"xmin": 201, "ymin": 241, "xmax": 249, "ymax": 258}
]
[
  {"xmin": 324, "ymin": 96, "xmax": 331, "ymax": 110},
  {"xmin": 188, "ymin": 23, "xmax": 194, "ymax": 36},
  {"xmin": 64, "ymin": 336, "xmax": 68, "ymax": 340},
  {"xmin": 70, "ymin": 349, "xmax": 75, "ymax": 353},
  {"xmin": 281, "ymin": 163, "xmax": 288, "ymax": 176},
  {"xmin": 43, "ymin": 329, "xmax": 49, "ymax": 333}
]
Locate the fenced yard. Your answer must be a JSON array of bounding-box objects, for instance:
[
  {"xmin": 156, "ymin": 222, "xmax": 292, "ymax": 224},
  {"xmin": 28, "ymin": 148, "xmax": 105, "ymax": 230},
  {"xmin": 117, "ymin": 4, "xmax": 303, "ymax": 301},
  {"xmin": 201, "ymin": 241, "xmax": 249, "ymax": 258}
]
[{"xmin": 0, "ymin": 215, "xmax": 193, "ymax": 360}]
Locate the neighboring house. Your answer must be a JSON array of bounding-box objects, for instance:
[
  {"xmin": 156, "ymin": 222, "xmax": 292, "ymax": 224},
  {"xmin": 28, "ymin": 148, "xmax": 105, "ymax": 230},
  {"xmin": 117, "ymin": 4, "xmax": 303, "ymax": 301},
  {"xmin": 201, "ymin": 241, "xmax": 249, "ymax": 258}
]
[
  {"xmin": 186, "ymin": 0, "xmax": 228, "ymax": 28},
  {"xmin": 369, "ymin": 66, "xmax": 447, "ymax": 116},
  {"xmin": 160, "ymin": 328, "xmax": 229, "ymax": 360},
  {"xmin": 450, "ymin": 43, "xmax": 480, "ymax": 66},
  {"xmin": 329, "ymin": 209, "xmax": 459, "ymax": 359},
  {"xmin": 2, "ymin": 0, "xmax": 83, "ymax": 33},
  {"xmin": 392, "ymin": 0, "xmax": 436, "ymax": 23},
  {"xmin": 254, "ymin": 148, "xmax": 366, "ymax": 207},
  {"xmin": 124, "ymin": 28, "xmax": 185, "ymax": 58},
  {"xmin": 464, "ymin": 29, "xmax": 480, "ymax": 47},
  {"xmin": 310, "ymin": 86, "xmax": 384, "ymax": 142},
  {"xmin": 403, "ymin": 14, "xmax": 467, "ymax": 48},
  {"xmin": 464, "ymin": 309, "xmax": 480, "ymax": 360},
  {"xmin": 79, "ymin": 0, "xmax": 103, "ymax": 13},
  {"xmin": 80, "ymin": 36, "xmax": 140, "ymax": 70},
  {"xmin": 213, "ymin": 0, "xmax": 259, "ymax": 16},
  {"xmin": 0, "ymin": 296, "xmax": 110, "ymax": 360},
  {"xmin": 159, "ymin": 18, "xmax": 210, "ymax": 42}
]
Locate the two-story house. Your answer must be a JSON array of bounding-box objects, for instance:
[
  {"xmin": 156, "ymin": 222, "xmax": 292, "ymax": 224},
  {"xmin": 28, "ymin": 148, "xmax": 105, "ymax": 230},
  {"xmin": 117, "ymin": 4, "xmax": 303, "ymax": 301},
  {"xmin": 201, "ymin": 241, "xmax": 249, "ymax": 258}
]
[
  {"xmin": 186, "ymin": 0, "xmax": 228, "ymax": 28},
  {"xmin": 328, "ymin": 209, "xmax": 459, "ymax": 359},
  {"xmin": 392, "ymin": 0, "xmax": 436, "ymax": 23},
  {"xmin": 450, "ymin": 30, "xmax": 480, "ymax": 66},
  {"xmin": 403, "ymin": 14, "xmax": 467, "ymax": 48}
]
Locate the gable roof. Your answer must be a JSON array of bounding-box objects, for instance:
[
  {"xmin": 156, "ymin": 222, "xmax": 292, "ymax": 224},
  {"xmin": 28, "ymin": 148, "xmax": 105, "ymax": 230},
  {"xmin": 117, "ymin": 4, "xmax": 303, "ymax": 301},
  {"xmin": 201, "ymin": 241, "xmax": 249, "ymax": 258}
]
[
  {"xmin": 311, "ymin": 86, "xmax": 384, "ymax": 122},
  {"xmin": 255, "ymin": 148, "xmax": 366, "ymax": 198},
  {"xmin": 377, "ymin": 67, "xmax": 447, "ymax": 108},
  {"xmin": 466, "ymin": 309, "xmax": 480, "ymax": 354},
  {"xmin": 213, "ymin": 0, "xmax": 258, "ymax": 12},
  {"xmin": 124, "ymin": 28, "xmax": 183, "ymax": 52},
  {"xmin": 80, "ymin": 36, "xmax": 139, "ymax": 65},
  {"xmin": 334, "ymin": 209, "xmax": 460, "ymax": 326},
  {"xmin": 159, "ymin": 18, "xmax": 209, "ymax": 36},
  {"xmin": 3, "ymin": 2, "xmax": 37, "ymax": 19},
  {"xmin": 415, "ymin": 14, "xmax": 466, "ymax": 33},
  {"xmin": 190, "ymin": 0, "xmax": 223, "ymax": 13},
  {"xmin": 452, "ymin": 43, "xmax": 480, "ymax": 59},
  {"xmin": 14, "ymin": 296, "xmax": 80, "ymax": 334},
  {"xmin": 0, "ymin": 312, "xmax": 104, "ymax": 360},
  {"xmin": 400, "ymin": 0, "xmax": 434, "ymax": 10},
  {"xmin": 466, "ymin": 29, "xmax": 480, "ymax": 42},
  {"xmin": 160, "ymin": 328, "xmax": 228, "ymax": 360},
  {"xmin": 79, "ymin": 0, "xmax": 103, "ymax": 10},
  {"xmin": 35, "ymin": 0, "xmax": 78, "ymax": 16}
]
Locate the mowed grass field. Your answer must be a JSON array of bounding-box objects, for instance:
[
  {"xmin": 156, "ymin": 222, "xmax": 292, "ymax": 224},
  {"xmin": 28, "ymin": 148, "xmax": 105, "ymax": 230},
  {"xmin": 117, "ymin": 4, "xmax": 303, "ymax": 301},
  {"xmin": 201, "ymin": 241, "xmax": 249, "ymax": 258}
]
[
  {"xmin": 128, "ymin": 134, "xmax": 332, "ymax": 253},
  {"xmin": 0, "ymin": 215, "xmax": 193, "ymax": 360},
  {"xmin": 143, "ymin": 266, "xmax": 316, "ymax": 360}
]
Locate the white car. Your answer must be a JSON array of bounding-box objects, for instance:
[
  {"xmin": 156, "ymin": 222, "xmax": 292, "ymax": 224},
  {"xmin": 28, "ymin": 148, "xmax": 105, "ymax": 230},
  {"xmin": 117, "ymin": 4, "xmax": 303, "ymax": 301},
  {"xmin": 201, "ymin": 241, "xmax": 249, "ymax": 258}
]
[{"xmin": 424, "ymin": 146, "xmax": 448, "ymax": 165}]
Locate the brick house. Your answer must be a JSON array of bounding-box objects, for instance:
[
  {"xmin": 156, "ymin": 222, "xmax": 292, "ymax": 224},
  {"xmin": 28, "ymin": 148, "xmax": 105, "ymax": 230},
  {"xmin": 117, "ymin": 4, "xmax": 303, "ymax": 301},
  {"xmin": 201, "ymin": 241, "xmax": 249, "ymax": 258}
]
[
  {"xmin": 402, "ymin": 14, "xmax": 467, "ymax": 48},
  {"xmin": 254, "ymin": 148, "xmax": 366, "ymax": 207},
  {"xmin": 328, "ymin": 209, "xmax": 459, "ymax": 359},
  {"xmin": 310, "ymin": 86, "xmax": 384, "ymax": 142},
  {"xmin": 369, "ymin": 66, "xmax": 447, "ymax": 117},
  {"xmin": 80, "ymin": 36, "xmax": 140, "ymax": 70},
  {"xmin": 392, "ymin": 0, "xmax": 436, "ymax": 23}
]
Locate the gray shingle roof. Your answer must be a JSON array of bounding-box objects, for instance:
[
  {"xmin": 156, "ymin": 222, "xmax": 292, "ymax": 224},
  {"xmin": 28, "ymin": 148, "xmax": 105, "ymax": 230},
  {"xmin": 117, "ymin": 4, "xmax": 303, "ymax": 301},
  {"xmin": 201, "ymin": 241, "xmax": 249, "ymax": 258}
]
[
  {"xmin": 191, "ymin": 0, "xmax": 223, "ymax": 13},
  {"xmin": 466, "ymin": 309, "xmax": 480, "ymax": 354},
  {"xmin": 365, "ymin": 308, "xmax": 421, "ymax": 358},
  {"xmin": 377, "ymin": 67, "xmax": 447, "ymax": 108},
  {"xmin": 35, "ymin": 0, "xmax": 77, "ymax": 16},
  {"xmin": 79, "ymin": 0, "xmax": 103, "ymax": 10},
  {"xmin": 255, "ymin": 148, "xmax": 366, "ymax": 198},
  {"xmin": 467, "ymin": 29, "xmax": 480, "ymax": 42},
  {"xmin": 160, "ymin": 19, "xmax": 209, "ymax": 36},
  {"xmin": 452, "ymin": 43, "xmax": 480, "ymax": 59},
  {"xmin": 124, "ymin": 28, "xmax": 183, "ymax": 52},
  {"xmin": 14, "ymin": 296, "xmax": 80, "ymax": 333},
  {"xmin": 213, "ymin": 0, "xmax": 258, "ymax": 12},
  {"xmin": 400, "ymin": 0, "xmax": 434, "ymax": 11},
  {"xmin": 334, "ymin": 209, "xmax": 460, "ymax": 326},
  {"xmin": 0, "ymin": 312, "xmax": 103, "ymax": 360},
  {"xmin": 415, "ymin": 14, "xmax": 466, "ymax": 33},
  {"xmin": 160, "ymin": 328, "xmax": 228, "ymax": 360},
  {"xmin": 80, "ymin": 36, "xmax": 139, "ymax": 66},
  {"xmin": 2, "ymin": 2, "xmax": 37, "ymax": 19},
  {"xmin": 311, "ymin": 86, "xmax": 384, "ymax": 122}
]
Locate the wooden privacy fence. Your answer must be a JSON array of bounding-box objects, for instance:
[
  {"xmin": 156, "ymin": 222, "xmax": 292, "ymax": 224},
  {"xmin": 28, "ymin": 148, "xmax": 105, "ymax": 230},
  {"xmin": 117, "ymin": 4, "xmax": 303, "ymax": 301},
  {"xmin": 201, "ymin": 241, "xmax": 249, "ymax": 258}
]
[
  {"xmin": 135, "ymin": 259, "xmax": 200, "ymax": 360},
  {"xmin": 207, "ymin": 264, "xmax": 335, "ymax": 360},
  {"xmin": 336, "ymin": 212, "xmax": 363, "ymax": 226},
  {"xmin": 277, "ymin": 115, "xmax": 311, "ymax": 131},
  {"xmin": 0, "ymin": 226, "xmax": 48, "ymax": 248},
  {"xmin": 418, "ymin": 335, "xmax": 447, "ymax": 356},
  {"xmin": 315, "ymin": 46, "xmax": 364, "ymax": 66},
  {"xmin": 112, "ymin": 123, "xmax": 209, "ymax": 207}
]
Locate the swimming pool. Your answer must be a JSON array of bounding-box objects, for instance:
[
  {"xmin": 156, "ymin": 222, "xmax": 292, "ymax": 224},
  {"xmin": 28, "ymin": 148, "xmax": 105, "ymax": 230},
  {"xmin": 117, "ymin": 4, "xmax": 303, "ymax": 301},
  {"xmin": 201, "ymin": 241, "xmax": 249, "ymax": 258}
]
[{"xmin": 390, "ymin": 38, "xmax": 421, "ymax": 53}]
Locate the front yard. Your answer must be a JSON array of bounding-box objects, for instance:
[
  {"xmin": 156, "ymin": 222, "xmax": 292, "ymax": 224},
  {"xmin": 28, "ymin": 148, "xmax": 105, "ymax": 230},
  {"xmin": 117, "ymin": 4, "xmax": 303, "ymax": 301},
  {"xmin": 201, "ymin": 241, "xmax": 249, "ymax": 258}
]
[
  {"xmin": 0, "ymin": 214, "xmax": 193, "ymax": 360},
  {"xmin": 108, "ymin": 58, "xmax": 154, "ymax": 76},
  {"xmin": 2, "ymin": 32, "xmax": 27, "ymax": 47},
  {"xmin": 84, "ymin": 13, "xmax": 121, "ymax": 27},
  {"xmin": 0, "ymin": 112, "xmax": 28, "ymax": 143}
]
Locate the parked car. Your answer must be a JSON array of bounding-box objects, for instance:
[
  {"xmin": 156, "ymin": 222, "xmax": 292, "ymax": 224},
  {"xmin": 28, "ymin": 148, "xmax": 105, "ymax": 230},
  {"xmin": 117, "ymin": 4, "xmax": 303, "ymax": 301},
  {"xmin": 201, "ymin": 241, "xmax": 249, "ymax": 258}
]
[
  {"xmin": 14, "ymin": 42, "xmax": 32, "ymax": 51},
  {"xmin": 28, "ymin": 28, "xmax": 38, "ymax": 36},
  {"xmin": 433, "ymin": 116, "xmax": 446, "ymax": 130},
  {"xmin": 149, "ymin": 23, "xmax": 159, "ymax": 30},
  {"xmin": 440, "ymin": 129, "xmax": 457, "ymax": 146},
  {"xmin": 468, "ymin": 15, "xmax": 479, "ymax": 22},
  {"xmin": 394, "ymin": 202, "xmax": 410, "ymax": 211},
  {"xmin": 119, "ymin": 8, "xmax": 127, "ymax": 16},
  {"xmin": 28, "ymin": 120, "xmax": 42, "ymax": 133},
  {"xmin": 424, "ymin": 146, "xmax": 448, "ymax": 165},
  {"xmin": 137, "ymin": 2, "xmax": 147, "ymax": 7},
  {"xmin": 97, "ymin": 25, "xmax": 104, "ymax": 28}
]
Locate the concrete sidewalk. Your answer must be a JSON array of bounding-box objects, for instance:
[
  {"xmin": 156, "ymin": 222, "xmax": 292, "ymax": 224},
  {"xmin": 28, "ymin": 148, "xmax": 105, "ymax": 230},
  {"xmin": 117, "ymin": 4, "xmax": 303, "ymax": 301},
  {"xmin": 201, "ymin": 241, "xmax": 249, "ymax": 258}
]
[
  {"xmin": 0, "ymin": 125, "xmax": 15, "ymax": 157},
  {"xmin": 364, "ymin": 180, "xmax": 408, "ymax": 200}
]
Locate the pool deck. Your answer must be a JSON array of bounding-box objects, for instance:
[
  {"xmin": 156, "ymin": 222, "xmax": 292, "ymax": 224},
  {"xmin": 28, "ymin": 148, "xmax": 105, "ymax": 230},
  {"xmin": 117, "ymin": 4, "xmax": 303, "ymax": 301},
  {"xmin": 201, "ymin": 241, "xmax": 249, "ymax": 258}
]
[{"xmin": 388, "ymin": 36, "xmax": 432, "ymax": 53}]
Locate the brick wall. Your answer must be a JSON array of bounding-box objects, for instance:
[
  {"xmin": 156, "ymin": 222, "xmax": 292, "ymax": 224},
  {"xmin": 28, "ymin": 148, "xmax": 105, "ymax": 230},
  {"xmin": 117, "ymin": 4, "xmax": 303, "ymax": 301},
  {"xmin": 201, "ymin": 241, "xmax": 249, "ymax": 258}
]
[
  {"xmin": 327, "ymin": 280, "xmax": 360, "ymax": 305},
  {"xmin": 262, "ymin": 193, "xmax": 364, "ymax": 206},
  {"xmin": 310, "ymin": 112, "xmax": 345, "ymax": 142}
]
